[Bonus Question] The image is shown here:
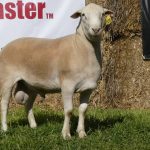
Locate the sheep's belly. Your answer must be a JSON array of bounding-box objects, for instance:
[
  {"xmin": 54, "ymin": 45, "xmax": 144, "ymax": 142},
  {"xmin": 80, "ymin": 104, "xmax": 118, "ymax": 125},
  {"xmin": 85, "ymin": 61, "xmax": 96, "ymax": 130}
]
[{"xmin": 24, "ymin": 77, "xmax": 61, "ymax": 90}]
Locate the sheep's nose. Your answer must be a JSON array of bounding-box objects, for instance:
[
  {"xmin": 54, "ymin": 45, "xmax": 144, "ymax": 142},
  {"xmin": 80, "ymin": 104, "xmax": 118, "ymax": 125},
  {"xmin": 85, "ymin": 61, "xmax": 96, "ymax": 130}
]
[{"xmin": 92, "ymin": 28, "xmax": 101, "ymax": 33}]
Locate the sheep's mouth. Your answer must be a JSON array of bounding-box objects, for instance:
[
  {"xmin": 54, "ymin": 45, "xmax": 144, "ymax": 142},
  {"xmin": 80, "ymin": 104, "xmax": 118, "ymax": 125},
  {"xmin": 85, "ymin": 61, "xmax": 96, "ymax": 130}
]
[
  {"xmin": 85, "ymin": 29, "xmax": 102, "ymax": 41},
  {"xmin": 90, "ymin": 29, "xmax": 102, "ymax": 37}
]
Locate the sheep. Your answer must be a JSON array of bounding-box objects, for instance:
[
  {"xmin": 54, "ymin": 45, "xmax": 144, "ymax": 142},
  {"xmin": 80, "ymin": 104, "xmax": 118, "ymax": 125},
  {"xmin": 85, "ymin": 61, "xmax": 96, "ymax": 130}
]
[{"xmin": 0, "ymin": 3, "xmax": 113, "ymax": 139}]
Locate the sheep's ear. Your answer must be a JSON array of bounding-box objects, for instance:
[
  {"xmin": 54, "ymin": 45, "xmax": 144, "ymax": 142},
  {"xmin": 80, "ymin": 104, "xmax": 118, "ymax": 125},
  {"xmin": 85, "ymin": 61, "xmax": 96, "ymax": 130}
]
[
  {"xmin": 70, "ymin": 10, "xmax": 82, "ymax": 19},
  {"xmin": 103, "ymin": 8, "xmax": 114, "ymax": 16}
]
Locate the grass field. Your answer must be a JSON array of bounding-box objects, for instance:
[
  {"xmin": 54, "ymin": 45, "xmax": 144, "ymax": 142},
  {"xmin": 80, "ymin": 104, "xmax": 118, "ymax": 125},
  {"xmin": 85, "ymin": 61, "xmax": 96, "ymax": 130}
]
[{"xmin": 0, "ymin": 106, "xmax": 150, "ymax": 150}]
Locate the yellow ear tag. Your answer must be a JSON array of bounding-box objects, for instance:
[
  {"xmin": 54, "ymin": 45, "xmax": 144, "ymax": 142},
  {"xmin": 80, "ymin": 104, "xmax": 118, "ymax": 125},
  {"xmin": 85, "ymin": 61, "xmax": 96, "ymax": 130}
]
[{"xmin": 105, "ymin": 15, "xmax": 112, "ymax": 25}]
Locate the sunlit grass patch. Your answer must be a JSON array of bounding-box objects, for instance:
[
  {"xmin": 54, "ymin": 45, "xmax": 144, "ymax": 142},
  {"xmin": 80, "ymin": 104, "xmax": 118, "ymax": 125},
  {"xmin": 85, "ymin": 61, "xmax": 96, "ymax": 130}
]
[{"xmin": 0, "ymin": 107, "xmax": 150, "ymax": 150}]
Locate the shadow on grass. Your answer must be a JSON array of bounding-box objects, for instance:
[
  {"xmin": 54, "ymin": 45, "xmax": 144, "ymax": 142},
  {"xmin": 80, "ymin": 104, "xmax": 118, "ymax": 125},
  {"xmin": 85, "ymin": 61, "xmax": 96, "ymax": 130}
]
[
  {"xmin": 10, "ymin": 111, "xmax": 124, "ymax": 135},
  {"xmin": 9, "ymin": 112, "xmax": 64, "ymax": 128},
  {"xmin": 71, "ymin": 115, "xmax": 124, "ymax": 135}
]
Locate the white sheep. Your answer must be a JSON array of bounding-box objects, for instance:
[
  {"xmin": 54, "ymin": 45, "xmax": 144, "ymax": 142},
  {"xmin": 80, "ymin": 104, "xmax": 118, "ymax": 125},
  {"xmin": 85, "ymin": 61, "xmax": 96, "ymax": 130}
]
[{"xmin": 0, "ymin": 3, "xmax": 113, "ymax": 139}]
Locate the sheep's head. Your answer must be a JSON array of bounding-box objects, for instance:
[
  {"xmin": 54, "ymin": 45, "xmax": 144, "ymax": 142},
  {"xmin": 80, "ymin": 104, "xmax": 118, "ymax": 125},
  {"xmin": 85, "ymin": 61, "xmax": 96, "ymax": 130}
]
[{"xmin": 71, "ymin": 3, "xmax": 113, "ymax": 41}]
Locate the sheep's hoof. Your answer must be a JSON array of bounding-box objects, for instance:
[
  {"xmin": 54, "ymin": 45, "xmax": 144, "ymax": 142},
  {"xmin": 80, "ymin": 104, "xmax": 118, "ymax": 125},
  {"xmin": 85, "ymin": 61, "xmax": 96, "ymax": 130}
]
[
  {"xmin": 78, "ymin": 130, "xmax": 87, "ymax": 138},
  {"xmin": 30, "ymin": 123, "xmax": 37, "ymax": 129},
  {"xmin": 62, "ymin": 131, "xmax": 71, "ymax": 140},
  {"xmin": 1, "ymin": 125, "xmax": 8, "ymax": 132}
]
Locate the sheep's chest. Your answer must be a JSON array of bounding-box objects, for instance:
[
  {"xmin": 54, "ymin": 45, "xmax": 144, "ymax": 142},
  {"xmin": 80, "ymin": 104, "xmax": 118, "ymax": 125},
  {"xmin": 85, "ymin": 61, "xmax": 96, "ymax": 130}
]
[{"xmin": 76, "ymin": 57, "xmax": 101, "ymax": 92}]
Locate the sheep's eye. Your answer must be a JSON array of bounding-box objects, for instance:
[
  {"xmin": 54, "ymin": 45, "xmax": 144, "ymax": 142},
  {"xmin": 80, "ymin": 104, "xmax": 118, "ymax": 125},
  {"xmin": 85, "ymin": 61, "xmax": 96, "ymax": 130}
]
[{"xmin": 81, "ymin": 13, "xmax": 87, "ymax": 19}]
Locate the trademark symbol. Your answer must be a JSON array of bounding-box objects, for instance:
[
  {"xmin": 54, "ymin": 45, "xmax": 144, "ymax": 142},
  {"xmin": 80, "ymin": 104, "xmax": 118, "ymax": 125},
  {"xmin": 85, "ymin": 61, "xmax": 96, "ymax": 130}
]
[{"xmin": 46, "ymin": 13, "xmax": 54, "ymax": 19}]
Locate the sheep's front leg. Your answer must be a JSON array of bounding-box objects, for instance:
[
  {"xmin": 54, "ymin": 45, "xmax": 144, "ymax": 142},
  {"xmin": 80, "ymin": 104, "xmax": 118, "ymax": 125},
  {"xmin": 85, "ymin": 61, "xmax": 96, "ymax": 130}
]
[
  {"xmin": 61, "ymin": 82, "xmax": 74, "ymax": 140},
  {"xmin": 25, "ymin": 93, "xmax": 37, "ymax": 128},
  {"xmin": 77, "ymin": 90, "xmax": 92, "ymax": 138}
]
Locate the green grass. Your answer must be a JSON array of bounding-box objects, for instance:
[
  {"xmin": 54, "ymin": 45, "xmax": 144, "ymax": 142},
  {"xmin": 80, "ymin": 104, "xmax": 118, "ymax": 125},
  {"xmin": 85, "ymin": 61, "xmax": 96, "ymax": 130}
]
[{"xmin": 0, "ymin": 107, "xmax": 150, "ymax": 150}]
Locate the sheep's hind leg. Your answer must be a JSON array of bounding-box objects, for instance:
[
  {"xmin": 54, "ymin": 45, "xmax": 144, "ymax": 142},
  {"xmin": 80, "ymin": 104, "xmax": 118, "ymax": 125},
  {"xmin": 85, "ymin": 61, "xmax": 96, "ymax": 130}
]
[
  {"xmin": 1, "ymin": 84, "xmax": 13, "ymax": 131},
  {"xmin": 25, "ymin": 92, "xmax": 37, "ymax": 128},
  {"xmin": 14, "ymin": 90, "xmax": 37, "ymax": 128},
  {"xmin": 77, "ymin": 90, "xmax": 92, "ymax": 138},
  {"xmin": 13, "ymin": 81, "xmax": 37, "ymax": 128}
]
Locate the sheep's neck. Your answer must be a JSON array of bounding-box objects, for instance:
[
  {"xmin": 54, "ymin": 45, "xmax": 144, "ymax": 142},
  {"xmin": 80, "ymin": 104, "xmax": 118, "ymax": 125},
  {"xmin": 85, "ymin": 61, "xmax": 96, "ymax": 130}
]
[{"xmin": 77, "ymin": 26, "xmax": 102, "ymax": 68}]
